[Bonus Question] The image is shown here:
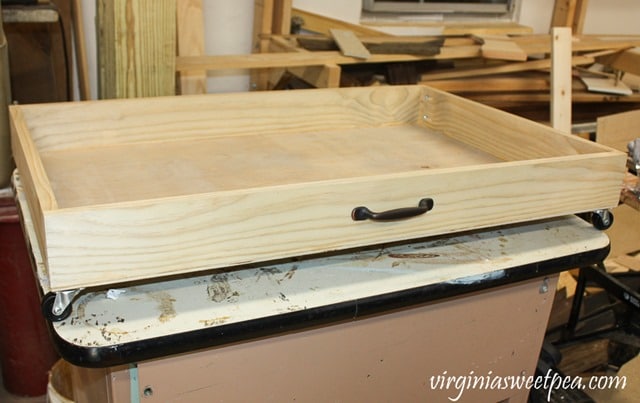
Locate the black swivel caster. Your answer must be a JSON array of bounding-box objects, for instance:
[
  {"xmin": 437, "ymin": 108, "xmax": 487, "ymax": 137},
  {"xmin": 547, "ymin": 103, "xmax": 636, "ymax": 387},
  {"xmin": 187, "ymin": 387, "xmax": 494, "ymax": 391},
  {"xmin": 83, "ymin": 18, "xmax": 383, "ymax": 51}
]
[
  {"xmin": 41, "ymin": 292, "xmax": 73, "ymax": 322},
  {"xmin": 590, "ymin": 209, "xmax": 614, "ymax": 230}
]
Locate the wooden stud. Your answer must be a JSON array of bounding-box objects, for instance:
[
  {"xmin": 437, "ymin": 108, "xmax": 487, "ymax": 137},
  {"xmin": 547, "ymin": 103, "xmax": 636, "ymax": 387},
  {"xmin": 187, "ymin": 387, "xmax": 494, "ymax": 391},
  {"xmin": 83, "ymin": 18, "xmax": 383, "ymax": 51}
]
[
  {"xmin": 551, "ymin": 27, "xmax": 572, "ymax": 133},
  {"xmin": 477, "ymin": 35, "xmax": 527, "ymax": 62},
  {"xmin": 97, "ymin": 0, "xmax": 176, "ymax": 98},
  {"xmin": 252, "ymin": 0, "xmax": 273, "ymax": 90},
  {"xmin": 572, "ymin": 0, "xmax": 589, "ymax": 35},
  {"xmin": 272, "ymin": 0, "xmax": 292, "ymax": 35},
  {"xmin": 177, "ymin": 0, "xmax": 206, "ymax": 95},
  {"xmin": 551, "ymin": 0, "xmax": 589, "ymax": 34},
  {"xmin": 250, "ymin": 0, "xmax": 293, "ymax": 91},
  {"xmin": 551, "ymin": 0, "xmax": 578, "ymax": 30},
  {"xmin": 71, "ymin": 0, "xmax": 90, "ymax": 100}
]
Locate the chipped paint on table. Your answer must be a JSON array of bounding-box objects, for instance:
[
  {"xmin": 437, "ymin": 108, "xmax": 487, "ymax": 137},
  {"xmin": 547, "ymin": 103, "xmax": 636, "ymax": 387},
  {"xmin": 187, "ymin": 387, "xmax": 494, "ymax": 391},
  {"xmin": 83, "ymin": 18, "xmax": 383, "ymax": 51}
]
[{"xmin": 45, "ymin": 215, "xmax": 608, "ymax": 349}]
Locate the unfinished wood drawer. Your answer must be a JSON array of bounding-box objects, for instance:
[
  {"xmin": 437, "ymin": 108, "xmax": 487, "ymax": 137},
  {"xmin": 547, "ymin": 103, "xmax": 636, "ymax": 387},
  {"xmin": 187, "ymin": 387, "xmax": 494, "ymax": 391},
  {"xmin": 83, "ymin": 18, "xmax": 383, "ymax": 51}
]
[{"xmin": 10, "ymin": 85, "xmax": 625, "ymax": 291}]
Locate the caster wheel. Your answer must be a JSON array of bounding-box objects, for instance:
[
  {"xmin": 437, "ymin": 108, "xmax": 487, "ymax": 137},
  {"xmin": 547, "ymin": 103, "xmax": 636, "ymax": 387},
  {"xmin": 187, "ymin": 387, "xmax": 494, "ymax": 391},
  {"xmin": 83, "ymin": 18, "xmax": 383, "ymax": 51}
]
[
  {"xmin": 591, "ymin": 210, "xmax": 613, "ymax": 230},
  {"xmin": 41, "ymin": 292, "xmax": 72, "ymax": 322}
]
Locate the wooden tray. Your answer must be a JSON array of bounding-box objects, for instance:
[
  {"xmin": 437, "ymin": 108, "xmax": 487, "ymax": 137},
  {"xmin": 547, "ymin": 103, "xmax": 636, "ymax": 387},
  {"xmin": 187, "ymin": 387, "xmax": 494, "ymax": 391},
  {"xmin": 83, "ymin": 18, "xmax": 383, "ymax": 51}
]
[{"xmin": 10, "ymin": 85, "xmax": 625, "ymax": 291}]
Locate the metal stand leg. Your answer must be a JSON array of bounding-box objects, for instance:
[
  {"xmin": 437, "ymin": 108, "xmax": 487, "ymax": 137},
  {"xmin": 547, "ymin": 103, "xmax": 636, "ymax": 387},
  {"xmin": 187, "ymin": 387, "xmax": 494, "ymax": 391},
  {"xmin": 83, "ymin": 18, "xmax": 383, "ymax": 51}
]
[
  {"xmin": 565, "ymin": 267, "xmax": 588, "ymax": 339},
  {"xmin": 564, "ymin": 263, "xmax": 640, "ymax": 341}
]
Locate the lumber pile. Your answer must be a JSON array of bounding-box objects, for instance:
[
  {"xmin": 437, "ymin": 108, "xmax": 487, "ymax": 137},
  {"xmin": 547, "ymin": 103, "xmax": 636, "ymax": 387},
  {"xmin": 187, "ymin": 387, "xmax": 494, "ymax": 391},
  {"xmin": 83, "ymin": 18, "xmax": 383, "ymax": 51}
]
[
  {"xmin": 420, "ymin": 36, "xmax": 640, "ymax": 119},
  {"xmin": 189, "ymin": 5, "xmax": 633, "ymax": 122}
]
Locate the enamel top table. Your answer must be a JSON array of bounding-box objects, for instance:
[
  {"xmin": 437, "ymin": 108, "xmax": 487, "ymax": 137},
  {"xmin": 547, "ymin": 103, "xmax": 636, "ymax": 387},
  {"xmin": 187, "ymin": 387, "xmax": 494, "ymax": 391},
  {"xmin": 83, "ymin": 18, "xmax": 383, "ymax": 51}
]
[
  {"xmin": 8, "ymin": 85, "xmax": 621, "ymax": 402},
  {"xmin": 27, "ymin": 213, "xmax": 609, "ymax": 402}
]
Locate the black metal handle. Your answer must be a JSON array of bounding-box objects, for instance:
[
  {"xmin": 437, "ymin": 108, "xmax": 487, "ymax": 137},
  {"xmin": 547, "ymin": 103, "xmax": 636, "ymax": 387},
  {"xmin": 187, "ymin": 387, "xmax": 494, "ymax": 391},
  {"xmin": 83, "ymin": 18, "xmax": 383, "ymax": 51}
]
[{"xmin": 351, "ymin": 198, "xmax": 434, "ymax": 222}]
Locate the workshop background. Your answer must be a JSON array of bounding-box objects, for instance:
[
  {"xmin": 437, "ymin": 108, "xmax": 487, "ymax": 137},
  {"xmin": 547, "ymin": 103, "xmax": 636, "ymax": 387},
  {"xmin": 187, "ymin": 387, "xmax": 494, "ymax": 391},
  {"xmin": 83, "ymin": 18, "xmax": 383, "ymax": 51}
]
[
  {"xmin": 75, "ymin": 0, "xmax": 640, "ymax": 96},
  {"xmin": 1, "ymin": 0, "xmax": 640, "ymax": 402}
]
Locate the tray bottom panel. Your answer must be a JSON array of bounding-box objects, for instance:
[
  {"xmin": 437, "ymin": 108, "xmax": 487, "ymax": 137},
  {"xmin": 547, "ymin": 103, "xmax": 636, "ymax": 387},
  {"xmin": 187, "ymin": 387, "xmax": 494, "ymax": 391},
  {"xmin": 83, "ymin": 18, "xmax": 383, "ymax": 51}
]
[{"xmin": 39, "ymin": 125, "xmax": 501, "ymax": 208}]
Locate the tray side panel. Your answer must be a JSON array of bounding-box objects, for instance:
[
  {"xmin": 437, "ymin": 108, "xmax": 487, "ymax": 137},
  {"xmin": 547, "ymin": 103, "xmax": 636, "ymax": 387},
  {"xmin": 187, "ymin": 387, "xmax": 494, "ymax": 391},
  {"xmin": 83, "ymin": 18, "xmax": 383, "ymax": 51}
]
[
  {"xmin": 420, "ymin": 86, "xmax": 616, "ymax": 160},
  {"xmin": 10, "ymin": 106, "xmax": 57, "ymax": 270},
  {"xmin": 43, "ymin": 153, "xmax": 624, "ymax": 291},
  {"xmin": 19, "ymin": 86, "xmax": 424, "ymax": 152}
]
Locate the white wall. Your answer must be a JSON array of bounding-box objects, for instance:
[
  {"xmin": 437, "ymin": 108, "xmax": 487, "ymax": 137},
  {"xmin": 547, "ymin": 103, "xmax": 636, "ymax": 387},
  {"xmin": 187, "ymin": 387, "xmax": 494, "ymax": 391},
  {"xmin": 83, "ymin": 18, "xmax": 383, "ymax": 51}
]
[
  {"xmin": 519, "ymin": 0, "xmax": 640, "ymax": 34},
  {"xmin": 202, "ymin": 0, "xmax": 254, "ymax": 93},
  {"xmin": 80, "ymin": 0, "xmax": 255, "ymax": 98},
  {"xmin": 79, "ymin": 0, "xmax": 640, "ymax": 99}
]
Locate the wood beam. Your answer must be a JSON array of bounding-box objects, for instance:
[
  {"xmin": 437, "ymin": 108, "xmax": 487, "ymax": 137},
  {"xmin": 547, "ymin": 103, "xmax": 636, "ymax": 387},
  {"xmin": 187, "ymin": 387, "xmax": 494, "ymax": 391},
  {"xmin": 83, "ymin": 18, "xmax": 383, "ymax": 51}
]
[
  {"xmin": 97, "ymin": 0, "xmax": 176, "ymax": 98},
  {"xmin": 551, "ymin": 0, "xmax": 589, "ymax": 34},
  {"xmin": 177, "ymin": 0, "xmax": 206, "ymax": 95},
  {"xmin": 71, "ymin": 0, "xmax": 90, "ymax": 100},
  {"xmin": 177, "ymin": 46, "xmax": 481, "ymax": 73},
  {"xmin": 421, "ymin": 55, "xmax": 594, "ymax": 82},
  {"xmin": 551, "ymin": 27, "xmax": 573, "ymax": 133}
]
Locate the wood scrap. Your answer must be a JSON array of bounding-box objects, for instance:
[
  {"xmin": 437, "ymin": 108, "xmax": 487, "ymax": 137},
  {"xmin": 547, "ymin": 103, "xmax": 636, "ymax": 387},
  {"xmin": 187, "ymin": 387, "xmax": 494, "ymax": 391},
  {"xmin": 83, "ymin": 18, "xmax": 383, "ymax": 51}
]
[
  {"xmin": 330, "ymin": 29, "xmax": 370, "ymax": 60},
  {"xmin": 476, "ymin": 35, "xmax": 527, "ymax": 62},
  {"xmin": 420, "ymin": 55, "xmax": 595, "ymax": 82},
  {"xmin": 598, "ymin": 47, "xmax": 640, "ymax": 76},
  {"xmin": 361, "ymin": 20, "xmax": 533, "ymax": 36},
  {"xmin": 296, "ymin": 35, "xmax": 444, "ymax": 56},
  {"xmin": 581, "ymin": 76, "xmax": 632, "ymax": 95},
  {"xmin": 596, "ymin": 109, "xmax": 640, "ymax": 151},
  {"xmin": 366, "ymin": 40, "xmax": 442, "ymax": 56},
  {"xmin": 558, "ymin": 339, "xmax": 610, "ymax": 376},
  {"xmin": 291, "ymin": 7, "xmax": 389, "ymax": 37},
  {"xmin": 249, "ymin": 2, "xmax": 640, "ymax": 111}
]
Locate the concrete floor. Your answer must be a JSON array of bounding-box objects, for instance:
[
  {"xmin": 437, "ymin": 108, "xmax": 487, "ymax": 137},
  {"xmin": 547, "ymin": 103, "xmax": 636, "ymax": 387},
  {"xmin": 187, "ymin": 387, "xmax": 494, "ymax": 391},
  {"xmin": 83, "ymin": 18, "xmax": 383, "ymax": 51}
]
[{"xmin": 586, "ymin": 353, "xmax": 640, "ymax": 403}]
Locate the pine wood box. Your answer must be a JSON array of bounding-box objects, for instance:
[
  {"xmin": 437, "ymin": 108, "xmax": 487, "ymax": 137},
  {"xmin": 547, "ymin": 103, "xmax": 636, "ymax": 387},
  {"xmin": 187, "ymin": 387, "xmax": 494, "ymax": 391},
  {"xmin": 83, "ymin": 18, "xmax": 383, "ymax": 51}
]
[{"xmin": 10, "ymin": 85, "xmax": 625, "ymax": 291}]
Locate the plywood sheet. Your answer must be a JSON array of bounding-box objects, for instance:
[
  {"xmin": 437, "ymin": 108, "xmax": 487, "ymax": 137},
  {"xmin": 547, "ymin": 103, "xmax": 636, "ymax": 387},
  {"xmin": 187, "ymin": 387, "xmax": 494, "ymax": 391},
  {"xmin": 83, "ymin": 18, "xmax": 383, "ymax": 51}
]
[{"xmin": 40, "ymin": 126, "xmax": 498, "ymax": 208}]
